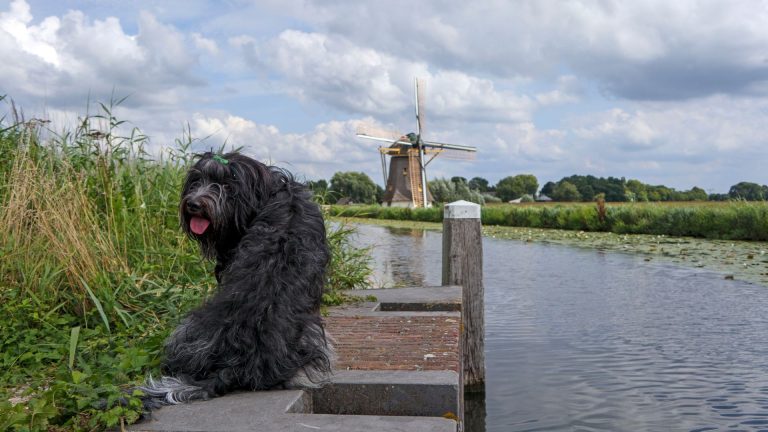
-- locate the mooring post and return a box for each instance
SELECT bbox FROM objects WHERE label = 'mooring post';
[442,200,485,391]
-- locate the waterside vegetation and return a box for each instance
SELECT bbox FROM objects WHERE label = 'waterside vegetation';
[329,201,768,242]
[0,99,372,431]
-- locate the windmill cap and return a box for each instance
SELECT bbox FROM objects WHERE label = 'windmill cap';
[444,200,481,219]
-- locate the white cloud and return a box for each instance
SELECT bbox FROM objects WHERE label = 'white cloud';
[189,112,384,179]
[234,30,534,124]
[535,75,583,106]
[271,0,768,101]
[571,96,768,157]
[491,122,566,162]
[192,32,218,55]
[0,0,205,108]
[573,108,659,151]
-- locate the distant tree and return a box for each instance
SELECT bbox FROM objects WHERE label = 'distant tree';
[625,179,649,202]
[329,171,380,204]
[545,174,718,202]
[551,181,582,202]
[307,179,328,194]
[540,181,556,197]
[603,177,628,202]
[429,178,485,205]
[646,185,673,201]
[468,177,489,192]
[451,176,467,185]
[685,186,708,201]
[558,174,626,201]
[708,193,730,201]
[729,182,766,201]
[580,185,596,202]
[496,174,539,202]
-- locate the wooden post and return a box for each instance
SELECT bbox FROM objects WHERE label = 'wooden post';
[442,200,485,391]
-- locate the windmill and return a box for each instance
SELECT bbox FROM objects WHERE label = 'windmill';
[356,78,477,208]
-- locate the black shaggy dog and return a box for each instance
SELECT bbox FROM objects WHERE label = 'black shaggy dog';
[140,151,332,409]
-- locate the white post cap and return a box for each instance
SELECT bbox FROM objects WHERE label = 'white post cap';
[444,200,481,219]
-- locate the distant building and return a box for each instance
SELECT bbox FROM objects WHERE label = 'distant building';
[536,194,553,202]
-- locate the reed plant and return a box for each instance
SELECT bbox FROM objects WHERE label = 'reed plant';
[0,99,372,431]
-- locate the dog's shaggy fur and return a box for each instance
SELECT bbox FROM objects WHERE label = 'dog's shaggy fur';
[139,151,332,409]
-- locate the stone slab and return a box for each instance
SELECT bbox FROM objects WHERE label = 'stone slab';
[310,371,459,418]
[334,286,462,316]
[126,371,458,432]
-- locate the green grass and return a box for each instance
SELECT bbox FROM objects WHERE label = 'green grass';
[0,98,372,431]
[329,200,768,241]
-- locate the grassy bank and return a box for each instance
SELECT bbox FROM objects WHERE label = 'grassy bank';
[329,200,768,241]
[0,102,371,431]
[334,216,768,288]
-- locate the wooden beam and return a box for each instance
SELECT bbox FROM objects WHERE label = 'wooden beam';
[442,201,485,392]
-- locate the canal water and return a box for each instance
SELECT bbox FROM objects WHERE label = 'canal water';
[348,223,768,432]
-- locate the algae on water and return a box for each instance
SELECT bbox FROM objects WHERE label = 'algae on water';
[335,217,768,288]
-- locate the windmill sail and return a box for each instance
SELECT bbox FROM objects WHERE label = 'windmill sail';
[355,79,477,208]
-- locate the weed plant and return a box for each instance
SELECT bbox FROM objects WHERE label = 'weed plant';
[0,98,372,431]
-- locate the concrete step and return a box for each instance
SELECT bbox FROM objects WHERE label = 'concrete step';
[127,371,458,432]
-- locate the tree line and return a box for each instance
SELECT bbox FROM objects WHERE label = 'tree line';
[309,171,768,204]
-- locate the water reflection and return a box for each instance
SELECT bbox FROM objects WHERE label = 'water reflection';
[349,224,442,288]
[348,223,768,432]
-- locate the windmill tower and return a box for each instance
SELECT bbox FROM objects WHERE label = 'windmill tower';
[357,79,477,208]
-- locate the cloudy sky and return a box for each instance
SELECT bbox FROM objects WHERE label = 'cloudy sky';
[2,0,768,192]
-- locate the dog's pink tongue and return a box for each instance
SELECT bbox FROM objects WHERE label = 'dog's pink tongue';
[190,217,210,235]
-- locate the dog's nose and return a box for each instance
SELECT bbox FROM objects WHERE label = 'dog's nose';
[187,201,202,213]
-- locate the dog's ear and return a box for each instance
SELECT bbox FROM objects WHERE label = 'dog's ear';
[226,153,271,205]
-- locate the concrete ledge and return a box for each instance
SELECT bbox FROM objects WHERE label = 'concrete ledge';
[330,286,461,317]
[126,390,305,431]
[345,286,461,305]
[377,302,461,312]
[127,371,458,432]
[306,370,459,417]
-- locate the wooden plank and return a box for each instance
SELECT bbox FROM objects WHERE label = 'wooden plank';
[442,201,485,391]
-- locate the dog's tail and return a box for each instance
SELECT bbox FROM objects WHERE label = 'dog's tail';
[136,375,211,411]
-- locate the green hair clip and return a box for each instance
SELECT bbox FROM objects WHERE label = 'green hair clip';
[213,154,229,165]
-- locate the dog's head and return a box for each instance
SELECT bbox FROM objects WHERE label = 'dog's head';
[180,152,272,256]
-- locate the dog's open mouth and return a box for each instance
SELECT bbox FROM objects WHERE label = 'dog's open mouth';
[190,216,211,235]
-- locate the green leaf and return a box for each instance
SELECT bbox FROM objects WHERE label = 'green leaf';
[0,401,29,429]
[71,370,88,384]
[81,278,110,333]
[69,326,80,369]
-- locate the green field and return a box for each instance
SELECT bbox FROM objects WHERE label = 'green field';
[0,106,371,431]
[329,200,768,241]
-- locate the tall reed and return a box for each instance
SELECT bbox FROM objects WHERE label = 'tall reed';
[0,99,374,431]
